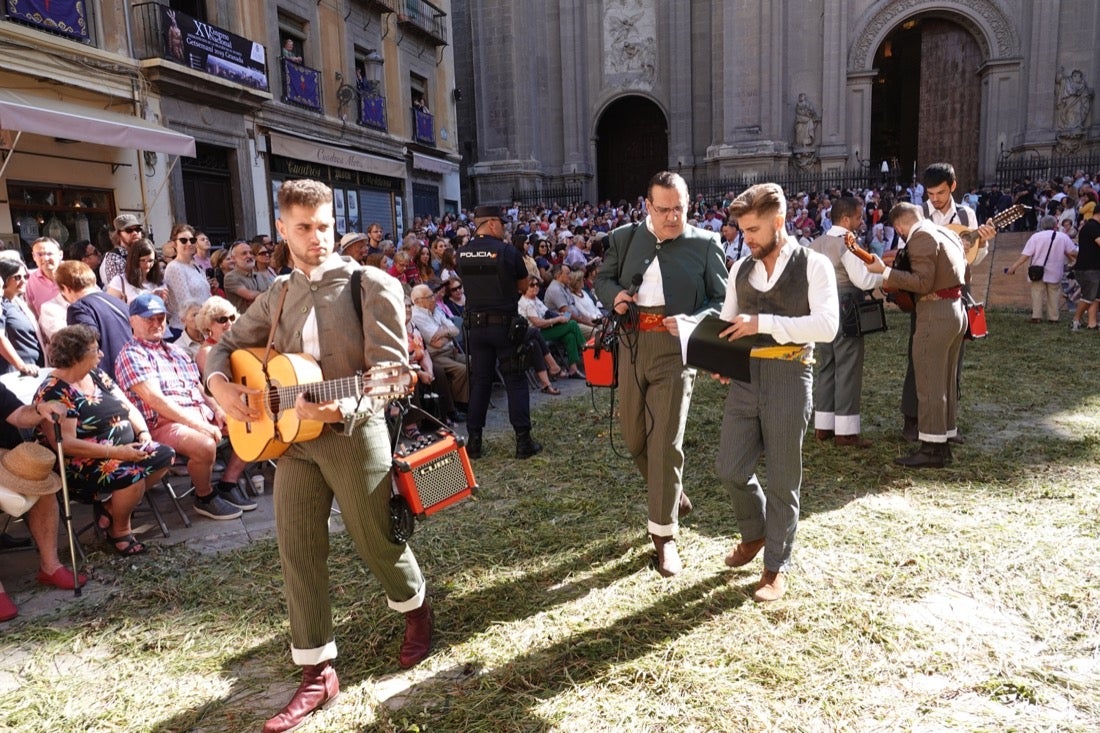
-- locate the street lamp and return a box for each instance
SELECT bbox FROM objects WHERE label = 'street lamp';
[362,49,384,95]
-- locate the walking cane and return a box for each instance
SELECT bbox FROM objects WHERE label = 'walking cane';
[51,415,82,598]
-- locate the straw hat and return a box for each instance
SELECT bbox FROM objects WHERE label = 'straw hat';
[0,442,62,496]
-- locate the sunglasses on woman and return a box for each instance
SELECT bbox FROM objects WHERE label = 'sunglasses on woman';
[177,236,198,244]
[212,314,237,324]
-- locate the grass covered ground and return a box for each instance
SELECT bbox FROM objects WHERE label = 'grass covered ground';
[2,309,1098,732]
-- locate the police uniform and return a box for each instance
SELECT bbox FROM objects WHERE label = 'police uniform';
[456,206,540,459]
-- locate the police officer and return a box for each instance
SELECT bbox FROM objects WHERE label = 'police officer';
[456,205,542,459]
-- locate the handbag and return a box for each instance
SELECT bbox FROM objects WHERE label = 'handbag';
[1027,232,1056,282]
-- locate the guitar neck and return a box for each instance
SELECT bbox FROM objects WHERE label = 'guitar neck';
[275,375,363,406]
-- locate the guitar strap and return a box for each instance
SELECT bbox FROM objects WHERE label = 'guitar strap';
[261,282,291,372]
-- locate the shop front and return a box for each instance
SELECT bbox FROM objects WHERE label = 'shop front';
[0,88,195,257]
[267,132,405,240]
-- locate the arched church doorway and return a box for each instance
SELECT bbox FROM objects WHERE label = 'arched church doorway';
[870,17,983,192]
[596,96,668,204]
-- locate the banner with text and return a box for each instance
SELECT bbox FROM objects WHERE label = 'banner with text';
[159,6,268,91]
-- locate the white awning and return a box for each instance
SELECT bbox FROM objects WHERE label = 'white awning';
[268,131,405,180]
[412,152,459,175]
[0,90,196,157]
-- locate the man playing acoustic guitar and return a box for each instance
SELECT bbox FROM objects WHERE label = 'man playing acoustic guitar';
[206,179,432,733]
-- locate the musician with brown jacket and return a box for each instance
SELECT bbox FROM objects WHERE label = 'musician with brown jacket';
[205,179,432,733]
[865,203,967,468]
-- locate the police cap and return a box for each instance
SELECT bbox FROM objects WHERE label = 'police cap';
[473,205,505,220]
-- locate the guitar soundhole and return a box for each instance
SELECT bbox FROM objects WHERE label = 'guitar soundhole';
[266,388,281,416]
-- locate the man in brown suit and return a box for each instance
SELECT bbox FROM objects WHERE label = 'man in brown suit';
[865,202,966,468]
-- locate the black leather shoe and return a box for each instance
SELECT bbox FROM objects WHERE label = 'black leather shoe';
[515,431,543,459]
[466,432,483,460]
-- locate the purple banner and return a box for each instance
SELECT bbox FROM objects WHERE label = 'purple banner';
[282,58,322,112]
[360,94,387,131]
[414,108,435,145]
[160,7,268,91]
[6,0,88,41]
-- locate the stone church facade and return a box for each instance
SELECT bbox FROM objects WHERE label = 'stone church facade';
[451,0,1099,204]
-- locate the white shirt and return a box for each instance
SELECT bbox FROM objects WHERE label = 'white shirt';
[823,226,884,290]
[632,216,672,307]
[720,238,839,346]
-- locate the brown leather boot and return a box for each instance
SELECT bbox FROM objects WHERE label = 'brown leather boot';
[724,537,766,567]
[678,492,693,519]
[834,434,872,448]
[814,428,834,442]
[262,661,340,733]
[894,441,948,468]
[649,533,682,577]
[398,600,434,669]
[753,569,786,602]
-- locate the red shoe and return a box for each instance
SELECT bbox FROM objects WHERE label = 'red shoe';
[37,566,87,590]
[0,592,17,622]
[398,600,434,669]
[262,661,340,733]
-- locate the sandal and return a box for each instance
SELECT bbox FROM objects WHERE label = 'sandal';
[540,385,561,395]
[548,368,563,380]
[107,533,147,557]
[92,501,113,534]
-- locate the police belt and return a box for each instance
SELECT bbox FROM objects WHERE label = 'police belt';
[467,311,511,328]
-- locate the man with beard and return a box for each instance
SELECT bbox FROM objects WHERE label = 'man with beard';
[595,171,727,577]
[701,183,837,602]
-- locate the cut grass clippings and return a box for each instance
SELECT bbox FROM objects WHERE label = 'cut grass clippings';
[2,308,1099,732]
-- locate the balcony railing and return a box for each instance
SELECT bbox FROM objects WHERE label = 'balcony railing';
[395,0,448,46]
[282,58,323,112]
[360,90,388,131]
[413,108,435,145]
[131,3,269,92]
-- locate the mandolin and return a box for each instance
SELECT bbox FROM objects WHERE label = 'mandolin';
[944,203,1029,263]
[227,348,415,461]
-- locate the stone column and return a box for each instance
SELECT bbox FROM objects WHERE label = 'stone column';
[1022,0,1059,146]
[819,0,849,167]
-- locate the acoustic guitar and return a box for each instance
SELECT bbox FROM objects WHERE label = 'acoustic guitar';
[227,348,415,461]
[945,203,1029,263]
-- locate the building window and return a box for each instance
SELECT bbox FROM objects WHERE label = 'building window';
[169,0,206,22]
[7,183,117,257]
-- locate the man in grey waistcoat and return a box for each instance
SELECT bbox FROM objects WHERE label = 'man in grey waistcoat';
[809,196,883,447]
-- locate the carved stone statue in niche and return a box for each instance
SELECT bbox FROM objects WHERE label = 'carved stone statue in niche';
[1055,67,1094,154]
[793,93,820,148]
[792,93,820,170]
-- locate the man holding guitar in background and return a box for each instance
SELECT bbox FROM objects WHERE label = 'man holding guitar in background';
[896,163,996,443]
[206,179,432,733]
[865,203,968,468]
[809,196,883,448]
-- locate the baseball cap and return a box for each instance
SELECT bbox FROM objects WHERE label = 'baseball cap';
[129,293,167,318]
[113,214,143,232]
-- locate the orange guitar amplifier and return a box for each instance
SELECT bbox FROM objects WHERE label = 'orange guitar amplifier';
[392,429,477,519]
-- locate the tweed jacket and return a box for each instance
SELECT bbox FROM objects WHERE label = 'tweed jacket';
[594,220,727,317]
[885,221,966,297]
